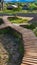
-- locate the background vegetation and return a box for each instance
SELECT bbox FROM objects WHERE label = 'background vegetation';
[0,2,37,14]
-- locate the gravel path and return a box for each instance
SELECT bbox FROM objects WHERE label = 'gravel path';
[0,33,22,65]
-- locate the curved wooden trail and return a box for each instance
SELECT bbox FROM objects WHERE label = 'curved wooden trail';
[0,16,37,65]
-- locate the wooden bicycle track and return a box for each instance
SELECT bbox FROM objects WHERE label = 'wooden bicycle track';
[0,16,37,65]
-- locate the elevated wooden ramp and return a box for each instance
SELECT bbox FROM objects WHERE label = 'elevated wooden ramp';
[0,16,37,65]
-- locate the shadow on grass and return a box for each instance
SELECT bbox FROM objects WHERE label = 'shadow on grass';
[0,18,4,25]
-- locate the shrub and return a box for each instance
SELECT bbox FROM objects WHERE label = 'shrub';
[33,27,37,36]
[22,23,35,30]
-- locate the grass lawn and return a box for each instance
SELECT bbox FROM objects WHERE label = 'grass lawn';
[2,9,37,14]
[8,17,29,24]
[20,10,37,13]
[3,9,19,14]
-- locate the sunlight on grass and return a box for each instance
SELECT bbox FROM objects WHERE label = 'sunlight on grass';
[8,17,29,24]
[2,9,37,14]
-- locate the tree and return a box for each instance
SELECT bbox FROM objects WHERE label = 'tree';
[1,0,4,10]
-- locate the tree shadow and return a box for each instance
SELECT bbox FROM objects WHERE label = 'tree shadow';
[0,18,4,25]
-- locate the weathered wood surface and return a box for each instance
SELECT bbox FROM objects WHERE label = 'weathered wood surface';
[0,16,37,65]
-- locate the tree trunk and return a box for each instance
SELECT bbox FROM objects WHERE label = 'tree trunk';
[1,2,4,10]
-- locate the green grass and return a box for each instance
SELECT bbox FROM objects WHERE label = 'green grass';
[3,9,19,14]
[2,2,37,14]
[33,27,37,36]
[21,10,37,13]
[21,22,37,36]
[8,17,28,24]
[2,9,37,14]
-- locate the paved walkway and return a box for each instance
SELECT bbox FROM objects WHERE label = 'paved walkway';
[0,13,37,17]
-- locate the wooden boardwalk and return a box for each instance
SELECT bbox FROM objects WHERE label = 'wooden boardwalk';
[0,16,37,65]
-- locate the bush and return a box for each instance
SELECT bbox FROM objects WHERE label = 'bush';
[33,27,37,36]
[22,23,35,30]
